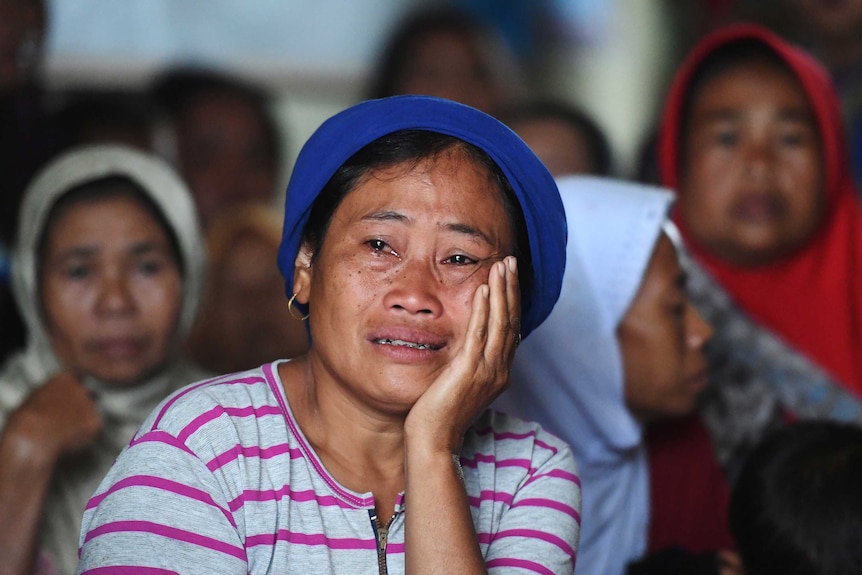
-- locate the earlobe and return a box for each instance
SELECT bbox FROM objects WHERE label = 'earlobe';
[292,242,314,305]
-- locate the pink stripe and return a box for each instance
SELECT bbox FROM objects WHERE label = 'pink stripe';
[461,453,533,470]
[486,557,558,575]
[246,529,377,551]
[472,425,559,455]
[177,404,282,443]
[511,498,581,524]
[228,486,355,512]
[524,468,581,488]
[128,430,196,456]
[473,425,536,440]
[480,528,575,558]
[468,490,515,507]
[152,373,266,428]
[533,438,559,455]
[86,475,236,528]
[206,443,293,471]
[83,520,246,560]
[80,567,178,575]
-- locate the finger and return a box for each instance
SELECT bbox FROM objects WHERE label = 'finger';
[484,259,510,362]
[505,256,521,353]
[462,281,491,365]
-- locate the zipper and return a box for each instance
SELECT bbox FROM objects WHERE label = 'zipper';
[369,509,397,575]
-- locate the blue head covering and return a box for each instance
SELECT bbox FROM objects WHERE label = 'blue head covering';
[277,95,566,338]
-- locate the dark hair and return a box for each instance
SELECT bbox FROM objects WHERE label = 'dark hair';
[729,421,862,575]
[38,175,183,277]
[149,67,282,169]
[679,39,805,169]
[301,129,532,298]
[365,6,493,100]
[501,99,614,176]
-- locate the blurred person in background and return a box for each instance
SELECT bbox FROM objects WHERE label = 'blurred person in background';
[186,202,309,374]
[149,67,283,229]
[646,24,862,565]
[496,176,723,575]
[0,145,206,575]
[0,0,58,364]
[365,5,522,116]
[501,99,615,177]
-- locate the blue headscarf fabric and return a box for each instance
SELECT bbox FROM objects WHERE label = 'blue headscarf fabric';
[277,95,566,338]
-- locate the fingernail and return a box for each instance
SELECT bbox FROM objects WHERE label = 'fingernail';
[481,284,490,298]
[497,261,506,277]
[507,256,517,274]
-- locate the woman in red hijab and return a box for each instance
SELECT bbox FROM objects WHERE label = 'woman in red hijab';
[645,22,862,562]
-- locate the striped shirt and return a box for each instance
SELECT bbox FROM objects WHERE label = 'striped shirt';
[77,361,581,575]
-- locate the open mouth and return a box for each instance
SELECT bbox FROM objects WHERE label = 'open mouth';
[374,338,442,351]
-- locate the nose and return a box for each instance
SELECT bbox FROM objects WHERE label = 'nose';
[382,258,444,316]
[743,137,777,184]
[95,271,136,316]
[685,301,713,351]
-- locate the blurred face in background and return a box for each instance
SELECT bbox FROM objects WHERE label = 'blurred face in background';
[510,116,597,177]
[40,191,182,386]
[619,233,712,423]
[396,29,501,115]
[679,58,824,267]
[175,92,277,228]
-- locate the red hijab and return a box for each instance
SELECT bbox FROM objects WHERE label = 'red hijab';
[658,23,862,394]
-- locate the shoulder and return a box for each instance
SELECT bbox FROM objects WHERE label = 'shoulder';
[463,409,579,482]
[134,363,287,449]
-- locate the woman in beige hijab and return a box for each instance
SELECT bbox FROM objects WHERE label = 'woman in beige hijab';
[0,144,206,575]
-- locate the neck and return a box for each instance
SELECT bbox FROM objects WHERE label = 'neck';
[279,358,407,501]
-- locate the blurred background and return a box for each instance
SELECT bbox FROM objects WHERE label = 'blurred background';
[39,0,790,186]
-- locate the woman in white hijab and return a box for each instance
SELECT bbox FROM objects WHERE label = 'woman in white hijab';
[0,145,206,575]
[495,176,713,575]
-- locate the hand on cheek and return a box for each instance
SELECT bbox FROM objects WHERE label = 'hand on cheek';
[405,256,520,454]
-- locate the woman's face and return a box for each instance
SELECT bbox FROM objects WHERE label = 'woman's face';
[41,193,182,386]
[680,58,824,267]
[619,234,712,423]
[293,149,514,414]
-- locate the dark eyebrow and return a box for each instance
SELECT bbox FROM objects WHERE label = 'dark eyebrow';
[51,246,98,262]
[129,241,172,257]
[362,210,410,224]
[777,108,815,124]
[444,222,494,246]
[51,240,171,263]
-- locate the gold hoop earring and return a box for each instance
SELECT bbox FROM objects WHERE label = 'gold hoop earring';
[287,293,309,321]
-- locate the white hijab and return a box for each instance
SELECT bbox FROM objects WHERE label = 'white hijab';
[0,144,207,575]
[496,175,674,575]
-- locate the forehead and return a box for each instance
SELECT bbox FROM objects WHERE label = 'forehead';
[335,150,511,232]
[689,56,810,113]
[44,193,167,248]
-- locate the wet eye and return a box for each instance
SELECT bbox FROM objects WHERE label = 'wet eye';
[365,239,398,257]
[443,254,477,266]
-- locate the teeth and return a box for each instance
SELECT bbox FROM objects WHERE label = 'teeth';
[377,338,434,350]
